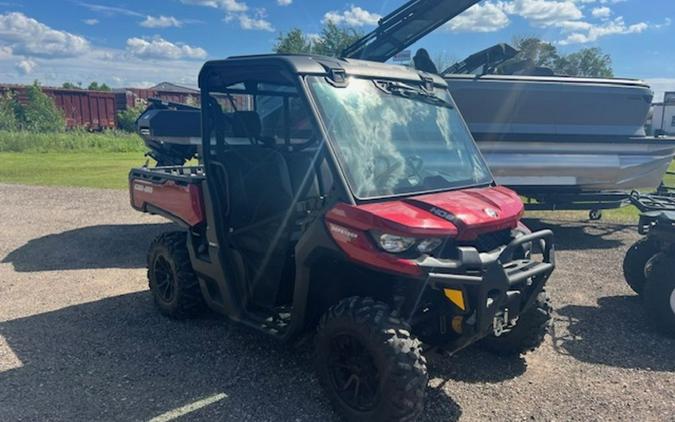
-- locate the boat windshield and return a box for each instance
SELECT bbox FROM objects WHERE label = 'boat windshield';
[307,76,493,199]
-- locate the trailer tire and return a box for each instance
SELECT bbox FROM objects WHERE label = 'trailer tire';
[623,238,660,294]
[315,297,428,422]
[147,231,205,319]
[480,290,552,356]
[643,253,675,337]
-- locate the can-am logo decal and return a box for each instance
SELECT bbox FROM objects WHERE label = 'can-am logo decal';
[428,207,456,222]
[484,208,499,218]
[134,183,153,193]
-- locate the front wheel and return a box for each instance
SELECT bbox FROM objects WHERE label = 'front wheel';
[314,297,428,422]
[643,253,675,337]
[480,290,552,356]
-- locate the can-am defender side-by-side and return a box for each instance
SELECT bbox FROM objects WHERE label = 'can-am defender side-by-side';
[129,55,555,421]
[623,192,675,337]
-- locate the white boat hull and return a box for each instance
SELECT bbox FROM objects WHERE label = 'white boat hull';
[478,138,675,192]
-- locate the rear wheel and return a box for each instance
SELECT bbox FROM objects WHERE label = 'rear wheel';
[480,290,552,356]
[643,253,675,337]
[623,238,660,294]
[315,297,428,422]
[147,231,205,318]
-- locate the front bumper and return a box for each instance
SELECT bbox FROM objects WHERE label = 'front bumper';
[417,229,555,348]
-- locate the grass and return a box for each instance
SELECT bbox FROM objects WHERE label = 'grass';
[0,130,148,189]
[0,152,147,190]
[0,130,145,153]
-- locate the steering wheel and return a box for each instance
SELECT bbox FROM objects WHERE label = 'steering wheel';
[405,155,425,179]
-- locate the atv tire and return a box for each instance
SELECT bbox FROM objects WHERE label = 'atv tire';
[643,253,675,337]
[480,290,552,356]
[315,297,428,422]
[147,231,205,319]
[623,238,660,294]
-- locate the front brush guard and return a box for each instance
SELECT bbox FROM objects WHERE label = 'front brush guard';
[418,229,555,348]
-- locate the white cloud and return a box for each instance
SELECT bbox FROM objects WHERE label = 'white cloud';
[559,16,648,44]
[0,46,13,60]
[126,37,207,60]
[444,1,655,45]
[446,1,510,33]
[655,17,672,29]
[83,18,99,26]
[277,0,292,5]
[591,6,611,19]
[237,14,274,31]
[182,0,269,31]
[0,12,90,58]
[502,0,583,27]
[140,16,183,28]
[16,59,36,75]
[77,2,142,17]
[323,6,381,27]
[180,0,247,13]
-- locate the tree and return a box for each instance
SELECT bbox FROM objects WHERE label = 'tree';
[62,82,81,89]
[313,21,363,57]
[555,48,614,78]
[274,21,364,57]
[15,82,65,132]
[512,37,559,68]
[0,92,18,131]
[274,28,313,54]
[117,104,146,132]
[88,81,111,91]
[507,37,613,78]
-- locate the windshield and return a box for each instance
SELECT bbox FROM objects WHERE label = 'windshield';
[307,76,493,199]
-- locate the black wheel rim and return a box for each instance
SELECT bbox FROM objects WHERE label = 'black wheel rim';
[153,256,175,303]
[327,333,380,411]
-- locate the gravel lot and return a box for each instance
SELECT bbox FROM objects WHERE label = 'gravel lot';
[0,183,673,421]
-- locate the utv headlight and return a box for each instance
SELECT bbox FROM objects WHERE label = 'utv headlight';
[377,233,416,253]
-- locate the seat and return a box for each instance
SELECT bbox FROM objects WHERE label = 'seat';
[217,113,295,309]
[227,110,276,146]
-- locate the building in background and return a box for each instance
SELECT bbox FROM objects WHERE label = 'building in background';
[650,92,675,136]
[114,82,201,112]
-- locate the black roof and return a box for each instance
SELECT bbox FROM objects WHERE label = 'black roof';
[198,54,447,89]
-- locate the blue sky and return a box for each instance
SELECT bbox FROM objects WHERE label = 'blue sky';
[0,0,673,99]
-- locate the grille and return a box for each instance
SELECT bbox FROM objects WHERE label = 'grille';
[437,229,513,259]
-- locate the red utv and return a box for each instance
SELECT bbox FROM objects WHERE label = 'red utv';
[129,55,555,421]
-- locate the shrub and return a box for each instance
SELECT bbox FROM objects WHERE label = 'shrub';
[0,92,18,131]
[15,82,65,132]
[117,104,146,132]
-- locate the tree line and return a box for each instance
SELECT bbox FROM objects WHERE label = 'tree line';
[62,81,112,91]
[274,24,613,78]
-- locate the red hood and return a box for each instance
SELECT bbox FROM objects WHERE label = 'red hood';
[326,186,523,240]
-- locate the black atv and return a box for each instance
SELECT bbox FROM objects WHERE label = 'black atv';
[623,191,675,336]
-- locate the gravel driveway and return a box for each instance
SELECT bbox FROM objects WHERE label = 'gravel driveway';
[0,183,673,421]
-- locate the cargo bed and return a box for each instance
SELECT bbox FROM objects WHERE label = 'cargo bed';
[129,166,206,227]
